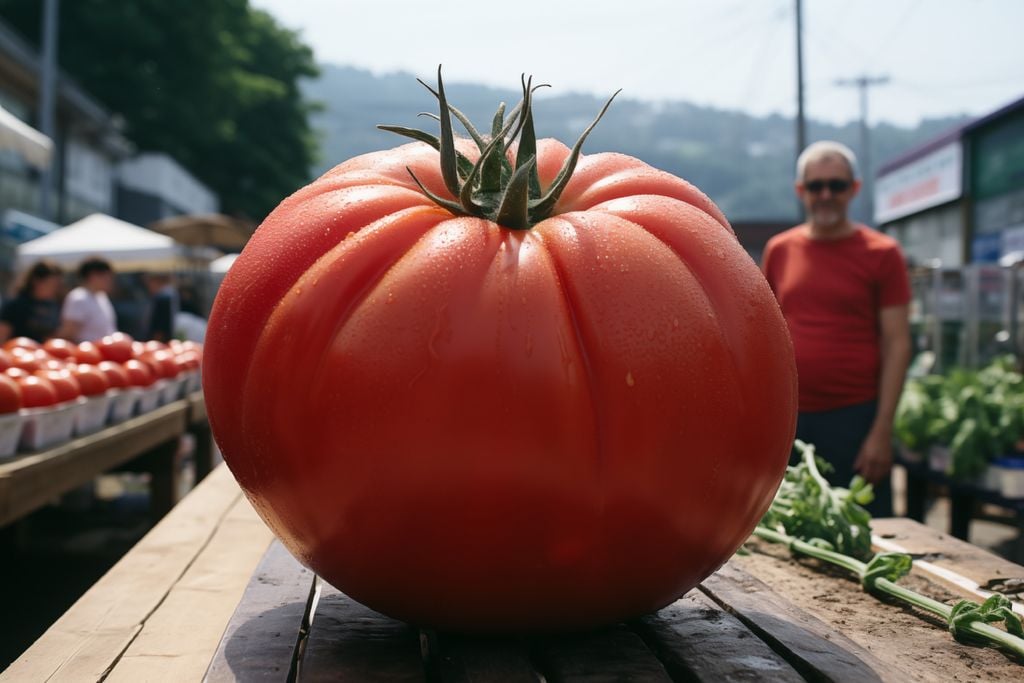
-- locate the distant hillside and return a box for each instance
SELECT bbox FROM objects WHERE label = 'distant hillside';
[304,65,968,223]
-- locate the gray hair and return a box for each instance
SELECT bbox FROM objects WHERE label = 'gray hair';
[795,141,859,182]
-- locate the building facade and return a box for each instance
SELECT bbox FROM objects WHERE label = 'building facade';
[875,95,1024,268]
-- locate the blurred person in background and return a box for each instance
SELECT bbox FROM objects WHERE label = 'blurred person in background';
[61,257,117,343]
[762,141,912,517]
[174,283,207,342]
[143,272,179,342]
[0,259,66,343]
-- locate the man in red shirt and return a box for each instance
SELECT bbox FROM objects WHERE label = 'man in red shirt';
[762,141,912,516]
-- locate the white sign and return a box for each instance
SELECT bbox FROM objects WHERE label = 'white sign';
[874,141,962,224]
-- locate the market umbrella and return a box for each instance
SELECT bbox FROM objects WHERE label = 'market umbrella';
[148,214,255,252]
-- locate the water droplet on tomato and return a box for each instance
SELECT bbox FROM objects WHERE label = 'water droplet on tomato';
[625,371,635,387]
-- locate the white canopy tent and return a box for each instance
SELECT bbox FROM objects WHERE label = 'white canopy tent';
[16,213,203,272]
[0,104,53,170]
[209,252,239,275]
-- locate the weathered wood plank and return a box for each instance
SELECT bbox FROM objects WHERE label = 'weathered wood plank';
[204,540,316,682]
[635,589,805,682]
[534,627,673,683]
[299,584,426,682]
[429,632,540,683]
[104,494,274,682]
[873,516,1024,607]
[701,562,911,683]
[0,400,188,527]
[0,464,244,682]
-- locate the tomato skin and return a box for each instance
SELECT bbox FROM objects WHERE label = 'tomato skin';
[204,139,798,630]
[14,374,59,408]
[70,364,111,396]
[42,338,76,360]
[139,349,179,379]
[96,361,131,389]
[123,359,156,387]
[0,373,22,413]
[97,333,135,363]
[35,369,82,403]
[73,341,104,365]
[3,337,40,353]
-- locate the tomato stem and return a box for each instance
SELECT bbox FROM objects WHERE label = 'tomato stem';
[379,66,619,229]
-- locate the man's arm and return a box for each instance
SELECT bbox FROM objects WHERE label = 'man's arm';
[854,304,912,484]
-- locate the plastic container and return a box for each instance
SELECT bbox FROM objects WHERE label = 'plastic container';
[74,393,112,436]
[20,401,78,451]
[993,456,1024,499]
[973,464,1002,492]
[0,410,25,458]
[928,444,951,474]
[107,389,138,424]
[183,370,202,396]
[136,384,162,414]
[159,377,186,405]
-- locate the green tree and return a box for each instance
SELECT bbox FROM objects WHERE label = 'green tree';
[0,0,319,220]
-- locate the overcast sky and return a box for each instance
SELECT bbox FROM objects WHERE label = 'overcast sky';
[250,0,1024,128]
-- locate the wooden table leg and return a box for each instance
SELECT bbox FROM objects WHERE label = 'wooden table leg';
[949,490,974,541]
[191,423,214,483]
[136,438,182,521]
[904,468,927,522]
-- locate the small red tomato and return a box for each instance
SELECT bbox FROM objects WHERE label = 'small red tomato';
[3,336,40,353]
[42,338,76,360]
[123,359,156,387]
[10,348,44,373]
[15,374,59,408]
[73,341,104,365]
[70,364,111,397]
[142,340,168,353]
[96,361,131,390]
[35,369,82,403]
[96,332,135,363]
[140,349,179,379]
[0,373,23,413]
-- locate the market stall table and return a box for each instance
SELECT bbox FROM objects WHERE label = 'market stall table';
[0,393,208,528]
[4,464,1024,682]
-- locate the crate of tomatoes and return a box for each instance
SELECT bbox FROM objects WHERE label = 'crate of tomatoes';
[0,333,202,455]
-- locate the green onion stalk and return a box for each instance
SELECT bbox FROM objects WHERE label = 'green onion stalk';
[753,441,1024,660]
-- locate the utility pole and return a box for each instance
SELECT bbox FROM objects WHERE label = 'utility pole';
[794,0,806,167]
[834,74,889,225]
[38,0,59,221]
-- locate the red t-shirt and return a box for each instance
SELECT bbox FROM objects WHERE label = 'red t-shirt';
[762,224,911,412]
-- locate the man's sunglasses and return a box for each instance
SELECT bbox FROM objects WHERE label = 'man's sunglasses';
[804,179,852,194]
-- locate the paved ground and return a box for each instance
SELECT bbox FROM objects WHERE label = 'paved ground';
[0,462,1021,670]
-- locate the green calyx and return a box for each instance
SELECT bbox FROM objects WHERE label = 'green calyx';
[378,67,620,230]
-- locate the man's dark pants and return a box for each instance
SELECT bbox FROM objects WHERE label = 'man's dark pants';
[793,400,894,518]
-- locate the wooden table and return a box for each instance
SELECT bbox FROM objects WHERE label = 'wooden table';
[5,465,1024,682]
[0,392,210,528]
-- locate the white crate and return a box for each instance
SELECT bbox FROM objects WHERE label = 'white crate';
[20,401,78,451]
[184,370,201,395]
[994,457,1024,499]
[158,377,186,405]
[0,410,25,458]
[107,389,138,424]
[136,384,162,414]
[74,393,112,436]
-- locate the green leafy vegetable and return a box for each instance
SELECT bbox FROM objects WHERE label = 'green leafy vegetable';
[753,442,1024,661]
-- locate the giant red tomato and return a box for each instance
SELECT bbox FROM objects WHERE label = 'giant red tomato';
[204,74,797,631]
